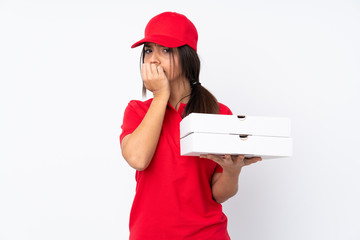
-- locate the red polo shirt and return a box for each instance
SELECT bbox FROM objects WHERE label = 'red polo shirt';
[120,99,233,240]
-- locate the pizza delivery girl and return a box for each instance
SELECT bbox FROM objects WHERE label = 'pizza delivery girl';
[120,11,262,240]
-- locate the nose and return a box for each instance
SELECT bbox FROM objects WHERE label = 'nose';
[149,51,160,65]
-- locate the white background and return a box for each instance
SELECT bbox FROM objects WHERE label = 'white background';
[1,0,359,239]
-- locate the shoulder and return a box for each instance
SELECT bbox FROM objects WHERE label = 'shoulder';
[122,98,154,119]
[125,98,153,112]
[127,98,153,108]
[218,102,233,115]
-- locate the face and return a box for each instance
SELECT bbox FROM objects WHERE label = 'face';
[143,42,183,81]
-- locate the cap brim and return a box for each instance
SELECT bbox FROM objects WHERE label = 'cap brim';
[131,35,187,49]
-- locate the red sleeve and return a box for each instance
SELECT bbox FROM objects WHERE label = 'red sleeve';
[218,102,233,115]
[214,102,233,173]
[119,100,148,145]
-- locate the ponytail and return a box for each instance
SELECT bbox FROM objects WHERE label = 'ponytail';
[178,45,219,117]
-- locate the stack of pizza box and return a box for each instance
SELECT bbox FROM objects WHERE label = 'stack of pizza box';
[180,113,293,159]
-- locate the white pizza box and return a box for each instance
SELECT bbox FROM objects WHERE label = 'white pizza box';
[180,113,291,138]
[180,132,293,159]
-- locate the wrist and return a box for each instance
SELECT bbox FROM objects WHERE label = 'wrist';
[152,94,169,107]
[222,167,241,179]
[153,90,170,102]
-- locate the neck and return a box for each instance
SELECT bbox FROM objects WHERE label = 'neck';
[168,76,191,110]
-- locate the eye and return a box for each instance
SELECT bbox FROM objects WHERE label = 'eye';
[163,48,170,53]
[144,49,152,54]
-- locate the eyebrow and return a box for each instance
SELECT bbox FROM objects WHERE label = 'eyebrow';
[144,43,164,48]
[144,43,158,48]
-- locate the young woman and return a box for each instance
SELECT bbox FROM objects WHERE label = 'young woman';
[120,12,262,240]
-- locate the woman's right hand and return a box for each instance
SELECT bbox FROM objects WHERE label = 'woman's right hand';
[141,63,170,100]
[122,63,170,171]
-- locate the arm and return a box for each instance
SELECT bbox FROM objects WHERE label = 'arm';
[201,154,262,203]
[121,63,170,171]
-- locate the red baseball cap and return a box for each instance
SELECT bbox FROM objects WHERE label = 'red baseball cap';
[131,12,198,51]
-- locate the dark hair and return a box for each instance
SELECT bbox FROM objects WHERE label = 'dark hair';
[177,45,219,117]
[140,45,219,118]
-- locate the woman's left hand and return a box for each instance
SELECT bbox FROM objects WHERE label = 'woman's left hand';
[200,154,262,176]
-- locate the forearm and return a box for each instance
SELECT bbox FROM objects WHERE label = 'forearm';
[212,170,241,203]
[121,96,168,170]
